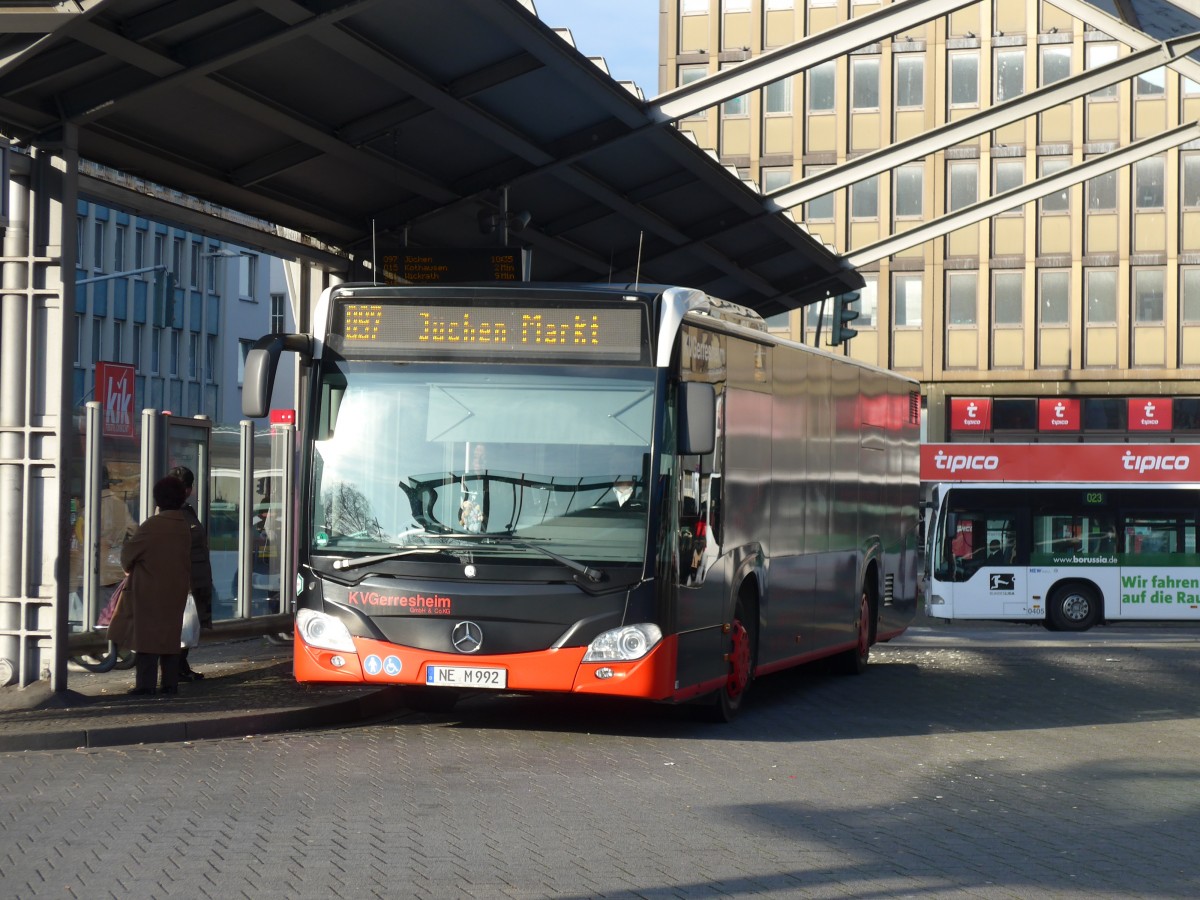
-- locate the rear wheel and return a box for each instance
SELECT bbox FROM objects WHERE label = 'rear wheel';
[833,589,872,675]
[1047,583,1101,632]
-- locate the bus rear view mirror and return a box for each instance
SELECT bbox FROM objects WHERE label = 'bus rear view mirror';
[241,333,314,418]
[679,382,715,456]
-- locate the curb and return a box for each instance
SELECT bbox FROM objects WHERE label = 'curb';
[0,687,409,753]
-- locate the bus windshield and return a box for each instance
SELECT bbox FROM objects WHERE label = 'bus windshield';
[310,359,656,567]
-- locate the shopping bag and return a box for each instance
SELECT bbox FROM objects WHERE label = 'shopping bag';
[180,593,201,649]
[97,577,128,628]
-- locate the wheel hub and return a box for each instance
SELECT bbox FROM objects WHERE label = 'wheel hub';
[727,620,751,698]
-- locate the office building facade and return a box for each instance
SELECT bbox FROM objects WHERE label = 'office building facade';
[661,0,1200,442]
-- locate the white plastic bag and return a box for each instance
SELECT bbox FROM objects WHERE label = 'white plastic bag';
[180,593,201,649]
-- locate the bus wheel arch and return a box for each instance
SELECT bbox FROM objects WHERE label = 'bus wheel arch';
[1046,580,1103,632]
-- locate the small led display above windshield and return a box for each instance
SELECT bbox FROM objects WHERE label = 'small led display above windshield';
[330,301,647,362]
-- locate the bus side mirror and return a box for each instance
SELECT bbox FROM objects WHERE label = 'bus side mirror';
[679,382,715,456]
[242,333,314,418]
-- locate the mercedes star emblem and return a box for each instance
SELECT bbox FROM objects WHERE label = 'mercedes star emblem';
[451,620,483,654]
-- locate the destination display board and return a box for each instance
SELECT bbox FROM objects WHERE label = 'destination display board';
[329,300,647,362]
[381,249,521,284]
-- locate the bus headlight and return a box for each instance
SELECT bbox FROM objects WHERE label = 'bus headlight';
[296,608,357,652]
[582,624,662,662]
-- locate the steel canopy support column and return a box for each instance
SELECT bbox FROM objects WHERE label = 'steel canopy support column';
[0,153,30,687]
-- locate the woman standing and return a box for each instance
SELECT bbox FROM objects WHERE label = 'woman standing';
[108,475,192,696]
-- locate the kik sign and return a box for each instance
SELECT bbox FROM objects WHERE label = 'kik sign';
[95,362,136,439]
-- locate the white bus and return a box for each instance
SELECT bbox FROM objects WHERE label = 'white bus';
[923,443,1200,631]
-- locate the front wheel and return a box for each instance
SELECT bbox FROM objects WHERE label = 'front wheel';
[1047,583,1101,632]
[698,592,757,723]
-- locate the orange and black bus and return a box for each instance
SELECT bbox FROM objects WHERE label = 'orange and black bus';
[243,283,920,719]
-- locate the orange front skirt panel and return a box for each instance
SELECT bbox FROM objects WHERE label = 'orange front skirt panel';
[294,632,679,701]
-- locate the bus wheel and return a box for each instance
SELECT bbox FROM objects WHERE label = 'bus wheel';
[400,686,461,713]
[1047,583,1101,632]
[834,589,872,675]
[698,593,757,723]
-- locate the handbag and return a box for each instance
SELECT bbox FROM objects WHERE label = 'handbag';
[180,593,201,649]
[97,576,128,628]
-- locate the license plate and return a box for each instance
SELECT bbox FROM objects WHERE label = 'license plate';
[425,665,507,689]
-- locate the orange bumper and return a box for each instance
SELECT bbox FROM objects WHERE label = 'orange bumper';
[293,632,678,700]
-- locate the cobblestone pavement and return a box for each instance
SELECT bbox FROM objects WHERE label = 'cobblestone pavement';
[2,623,1198,899]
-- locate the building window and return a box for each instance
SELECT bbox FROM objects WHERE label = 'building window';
[765,0,793,8]
[1039,270,1070,325]
[681,0,707,13]
[114,225,126,272]
[1083,397,1123,430]
[113,322,124,363]
[947,272,977,325]
[238,255,255,298]
[91,319,102,364]
[678,65,707,119]
[1135,156,1165,209]
[1040,158,1070,213]
[74,314,83,366]
[764,77,792,115]
[1040,46,1071,86]
[948,161,978,212]
[722,0,750,11]
[169,330,180,377]
[995,49,1025,102]
[1184,153,1200,208]
[761,167,792,193]
[151,326,161,374]
[1086,43,1118,99]
[1086,269,1117,324]
[895,55,923,108]
[949,52,979,107]
[894,275,923,327]
[1087,169,1116,211]
[1137,66,1166,96]
[93,221,104,270]
[1183,268,1200,322]
[857,275,877,327]
[238,339,254,385]
[1134,269,1165,323]
[805,166,834,221]
[206,334,217,382]
[132,324,143,369]
[76,218,85,269]
[993,399,1037,431]
[188,332,200,379]
[153,233,165,267]
[134,230,146,271]
[807,61,835,112]
[720,63,748,117]
[851,57,880,110]
[995,159,1024,197]
[189,242,201,288]
[172,237,183,277]
[894,164,923,218]
[994,272,1023,325]
[270,292,286,333]
[851,176,878,219]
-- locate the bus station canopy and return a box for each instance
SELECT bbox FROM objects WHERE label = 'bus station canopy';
[0,0,860,317]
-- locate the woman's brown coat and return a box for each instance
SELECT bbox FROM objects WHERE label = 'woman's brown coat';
[108,510,192,654]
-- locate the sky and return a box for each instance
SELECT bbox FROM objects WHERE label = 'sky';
[532,0,660,96]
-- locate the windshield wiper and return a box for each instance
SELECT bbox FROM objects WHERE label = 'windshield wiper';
[331,547,444,571]
[453,534,606,583]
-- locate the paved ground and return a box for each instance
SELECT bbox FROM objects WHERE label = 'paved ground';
[2,622,1198,898]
